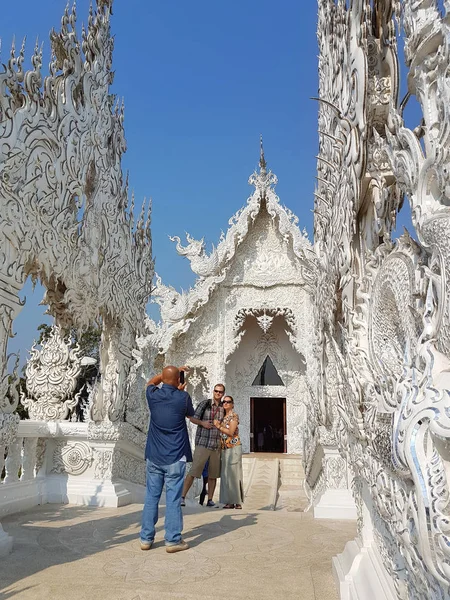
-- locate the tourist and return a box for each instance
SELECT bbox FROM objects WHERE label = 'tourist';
[181,384,226,507]
[140,366,194,554]
[214,395,244,509]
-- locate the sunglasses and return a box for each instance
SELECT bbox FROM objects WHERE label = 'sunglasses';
[214,389,224,394]
[223,400,233,404]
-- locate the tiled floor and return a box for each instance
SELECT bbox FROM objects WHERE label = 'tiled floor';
[0,502,356,600]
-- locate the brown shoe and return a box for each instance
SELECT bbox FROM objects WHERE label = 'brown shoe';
[140,540,153,550]
[166,539,189,553]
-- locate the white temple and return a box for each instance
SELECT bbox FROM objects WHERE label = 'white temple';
[2,1,450,598]
[149,141,317,455]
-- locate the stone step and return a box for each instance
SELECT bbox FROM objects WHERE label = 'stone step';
[281,477,305,487]
[278,484,307,493]
[244,457,279,511]
[275,491,310,512]
[280,470,304,478]
[280,463,303,471]
[276,457,309,512]
[280,463,305,473]
[241,455,308,513]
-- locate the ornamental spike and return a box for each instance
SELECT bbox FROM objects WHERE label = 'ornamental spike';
[259,134,267,174]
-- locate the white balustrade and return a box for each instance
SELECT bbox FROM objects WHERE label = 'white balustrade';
[1,436,40,485]
[21,438,38,482]
[4,437,23,483]
[0,419,102,519]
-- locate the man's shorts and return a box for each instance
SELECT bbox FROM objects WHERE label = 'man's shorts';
[189,446,221,479]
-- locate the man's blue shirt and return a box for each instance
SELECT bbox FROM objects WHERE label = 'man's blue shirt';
[145,383,195,465]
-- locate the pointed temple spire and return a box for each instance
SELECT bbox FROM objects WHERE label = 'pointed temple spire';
[248,134,278,197]
[259,134,267,174]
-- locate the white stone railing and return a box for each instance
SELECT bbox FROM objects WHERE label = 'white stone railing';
[0,420,76,518]
[1,436,38,484]
[0,418,147,522]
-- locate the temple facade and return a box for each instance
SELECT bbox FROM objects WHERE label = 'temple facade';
[149,145,318,454]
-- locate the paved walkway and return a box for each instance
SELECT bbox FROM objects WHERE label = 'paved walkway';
[0,502,355,600]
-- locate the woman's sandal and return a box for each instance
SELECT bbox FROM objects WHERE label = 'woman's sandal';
[223,504,234,509]
[234,504,242,509]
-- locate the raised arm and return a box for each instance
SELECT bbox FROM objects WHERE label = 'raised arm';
[147,373,162,387]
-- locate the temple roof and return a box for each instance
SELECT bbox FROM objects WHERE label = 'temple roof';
[150,141,317,352]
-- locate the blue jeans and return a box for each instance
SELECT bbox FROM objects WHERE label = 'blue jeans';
[140,459,186,546]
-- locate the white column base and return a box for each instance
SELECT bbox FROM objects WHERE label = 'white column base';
[0,479,47,519]
[0,524,13,557]
[314,488,357,520]
[45,474,145,507]
[333,537,397,600]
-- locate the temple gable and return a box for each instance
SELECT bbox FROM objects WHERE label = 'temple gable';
[226,209,305,288]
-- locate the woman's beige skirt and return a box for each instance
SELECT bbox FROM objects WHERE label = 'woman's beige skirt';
[219,445,244,505]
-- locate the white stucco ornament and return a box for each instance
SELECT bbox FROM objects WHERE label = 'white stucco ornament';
[0,0,154,543]
[0,0,154,428]
[311,1,450,598]
[21,327,83,421]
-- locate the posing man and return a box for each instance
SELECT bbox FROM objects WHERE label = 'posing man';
[140,366,194,553]
[181,383,225,507]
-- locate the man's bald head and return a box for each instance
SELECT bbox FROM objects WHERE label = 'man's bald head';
[162,366,180,386]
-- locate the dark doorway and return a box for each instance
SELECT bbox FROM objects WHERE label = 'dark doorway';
[250,397,286,453]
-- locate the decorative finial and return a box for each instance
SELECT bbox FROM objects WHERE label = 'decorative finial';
[248,134,277,193]
[259,134,267,173]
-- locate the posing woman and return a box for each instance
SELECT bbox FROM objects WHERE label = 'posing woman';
[213,395,244,509]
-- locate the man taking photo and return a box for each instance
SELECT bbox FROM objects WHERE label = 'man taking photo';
[140,365,194,553]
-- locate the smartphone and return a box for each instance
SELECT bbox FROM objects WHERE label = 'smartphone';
[180,371,185,384]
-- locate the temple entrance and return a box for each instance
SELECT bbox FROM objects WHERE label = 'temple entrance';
[250,397,286,453]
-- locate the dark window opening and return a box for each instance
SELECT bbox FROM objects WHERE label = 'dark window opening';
[252,355,284,386]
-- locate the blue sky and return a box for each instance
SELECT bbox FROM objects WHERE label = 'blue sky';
[4,1,419,364]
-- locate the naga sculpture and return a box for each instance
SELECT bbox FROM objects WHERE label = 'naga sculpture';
[311,0,450,597]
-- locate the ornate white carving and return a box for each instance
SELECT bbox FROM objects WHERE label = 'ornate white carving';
[0,413,19,447]
[312,1,450,597]
[4,437,22,483]
[21,326,83,421]
[21,437,38,481]
[234,307,296,334]
[93,449,113,480]
[0,355,20,415]
[88,421,121,442]
[5,2,450,597]
[256,313,273,334]
[325,456,347,490]
[112,450,145,486]
[151,144,316,356]
[147,145,317,457]
[52,441,93,476]
[0,0,154,427]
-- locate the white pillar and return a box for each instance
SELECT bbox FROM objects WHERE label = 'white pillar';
[0,413,20,555]
[313,445,357,520]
